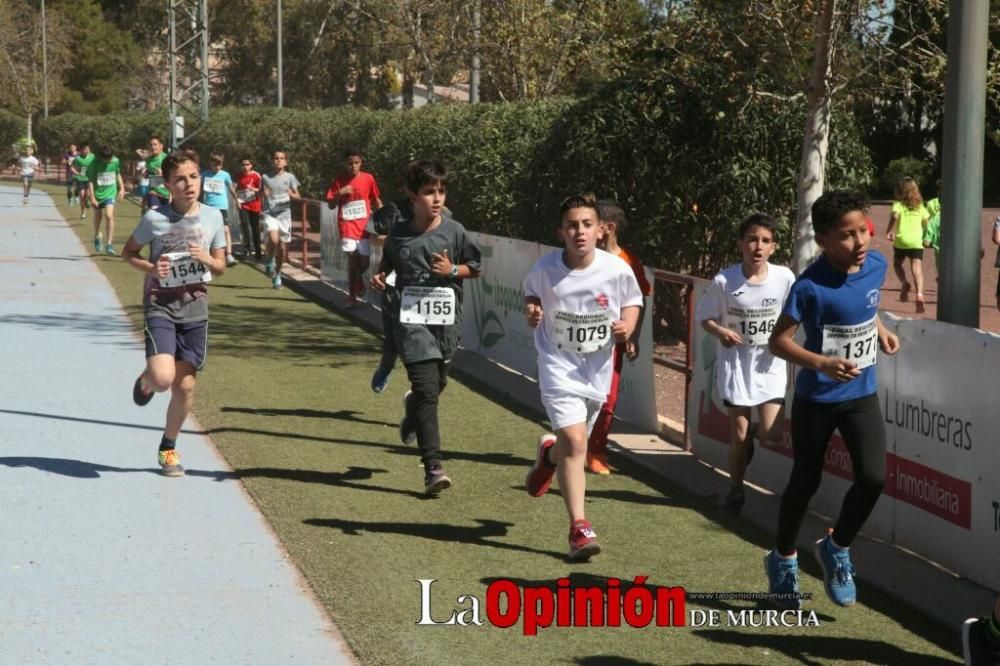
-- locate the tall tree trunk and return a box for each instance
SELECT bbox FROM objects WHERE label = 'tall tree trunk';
[793,0,837,275]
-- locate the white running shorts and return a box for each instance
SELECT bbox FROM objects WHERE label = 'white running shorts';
[263,214,292,243]
[340,237,371,256]
[542,394,602,434]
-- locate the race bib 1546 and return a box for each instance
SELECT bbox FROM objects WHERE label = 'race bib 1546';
[728,305,779,346]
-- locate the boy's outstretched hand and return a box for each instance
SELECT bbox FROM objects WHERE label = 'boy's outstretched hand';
[611,319,632,343]
[525,302,543,329]
[370,272,387,292]
[879,329,900,355]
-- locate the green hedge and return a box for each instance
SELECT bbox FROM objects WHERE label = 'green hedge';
[35,87,872,277]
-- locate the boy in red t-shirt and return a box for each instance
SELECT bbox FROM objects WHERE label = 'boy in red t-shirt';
[326,149,383,308]
[235,156,263,261]
[587,199,652,474]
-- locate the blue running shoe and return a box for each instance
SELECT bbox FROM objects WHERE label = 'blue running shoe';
[763,550,802,610]
[370,365,392,394]
[93,234,102,253]
[265,259,276,276]
[814,532,857,607]
[272,275,283,289]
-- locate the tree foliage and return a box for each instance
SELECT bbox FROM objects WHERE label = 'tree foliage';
[0,0,73,123]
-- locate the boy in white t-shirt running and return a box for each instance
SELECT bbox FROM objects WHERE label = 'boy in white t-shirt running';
[695,213,795,514]
[523,194,643,560]
[18,145,40,205]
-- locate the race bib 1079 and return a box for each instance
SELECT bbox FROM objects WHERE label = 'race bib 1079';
[552,310,613,354]
[821,316,878,369]
[400,286,455,325]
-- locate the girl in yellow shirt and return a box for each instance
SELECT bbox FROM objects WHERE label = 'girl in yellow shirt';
[886,177,930,313]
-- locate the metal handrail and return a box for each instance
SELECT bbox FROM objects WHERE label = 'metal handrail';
[651,269,709,448]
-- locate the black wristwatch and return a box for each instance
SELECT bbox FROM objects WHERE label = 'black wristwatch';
[449,264,459,278]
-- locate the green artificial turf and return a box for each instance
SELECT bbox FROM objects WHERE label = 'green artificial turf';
[37,182,963,665]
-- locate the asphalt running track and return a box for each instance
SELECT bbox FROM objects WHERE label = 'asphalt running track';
[0,184,353,664]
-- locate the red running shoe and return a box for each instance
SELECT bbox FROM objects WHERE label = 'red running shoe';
[525,434,556,497]
[567,519,601,561]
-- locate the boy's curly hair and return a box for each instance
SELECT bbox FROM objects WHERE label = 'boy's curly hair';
[811,190,868,235]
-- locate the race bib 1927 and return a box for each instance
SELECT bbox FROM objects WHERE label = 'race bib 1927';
[821,316,878,369]
[340,199,368,221]
[728,304,779,346]
[400,286,455,325]
[158,251,212,289]
[552,310,613,354]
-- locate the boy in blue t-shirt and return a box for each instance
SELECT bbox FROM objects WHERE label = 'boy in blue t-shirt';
[201,152,238,266]
[764,190,900,610]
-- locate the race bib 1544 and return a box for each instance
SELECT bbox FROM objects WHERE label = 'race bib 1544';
[158,251,212,289]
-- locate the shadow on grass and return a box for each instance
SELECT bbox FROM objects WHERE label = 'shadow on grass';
[691,629,957,666]
[0,456,427,498]
[222,405,395,427]
[594,448,962,659]
[27,255,91,261]
[304,516,567,560]
[540,487,686,508]
[575,660,660,666]
[0,312,136,336]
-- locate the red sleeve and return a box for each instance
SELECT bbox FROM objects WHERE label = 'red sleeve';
[618,247,652,296]
[631,255,652,296]
[326,176,343,203]
[369,173,381,201]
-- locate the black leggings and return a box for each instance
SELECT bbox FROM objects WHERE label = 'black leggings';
[405,359,450,469]
[776,393,886,554]
[239,209,261,259]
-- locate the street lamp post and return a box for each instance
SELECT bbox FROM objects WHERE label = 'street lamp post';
[277,0,283,107]
[41,0,48,118]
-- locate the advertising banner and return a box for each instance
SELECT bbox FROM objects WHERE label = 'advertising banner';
[688,281,999,590]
